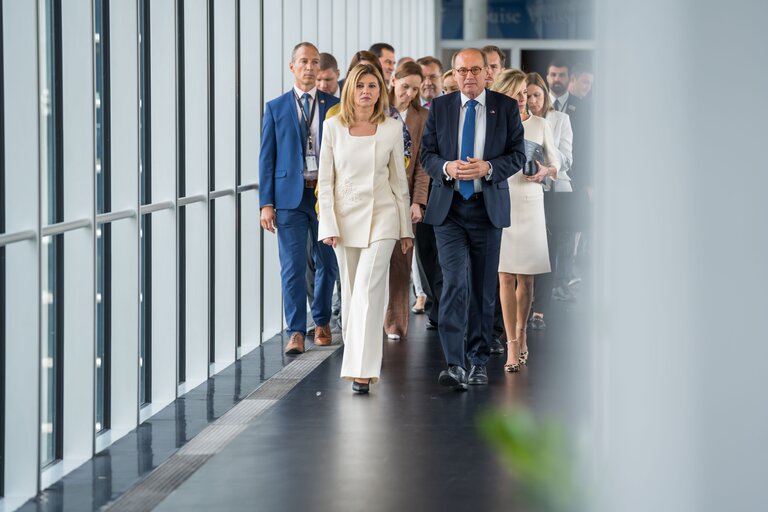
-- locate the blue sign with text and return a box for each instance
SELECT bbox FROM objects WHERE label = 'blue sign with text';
[442,0,593,40]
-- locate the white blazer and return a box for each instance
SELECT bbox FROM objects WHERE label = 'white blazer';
[544,110,573,191]
[317,116,413,248]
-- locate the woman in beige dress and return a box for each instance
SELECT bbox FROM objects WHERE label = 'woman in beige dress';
[383,61,430,339]
[491,69,560,372]
[318,64,414,393]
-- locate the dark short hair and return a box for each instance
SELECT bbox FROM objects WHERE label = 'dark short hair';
[416,56,444,73]
[369,42,395,57]
[319,52,338,71]
[481,45,506,67]
[547,59,570,74]
[570,62,592,77]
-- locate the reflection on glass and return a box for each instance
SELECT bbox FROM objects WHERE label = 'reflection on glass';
[94,0,110,433]
[139,214,151,405]
[96,224,110,431]
[139,0,152,403]
[40,235,61,466]
[40,0,62,468]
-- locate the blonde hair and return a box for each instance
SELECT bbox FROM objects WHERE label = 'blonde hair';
[339,63,389,127]
[490,68,527,97]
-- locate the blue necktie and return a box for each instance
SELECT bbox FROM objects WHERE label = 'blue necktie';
[300,93,311,150]
[459,99,478,199]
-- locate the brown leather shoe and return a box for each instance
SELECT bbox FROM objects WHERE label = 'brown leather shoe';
[285,332,305,354]
[314,324,332,346]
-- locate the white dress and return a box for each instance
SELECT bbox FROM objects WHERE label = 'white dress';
[498,115,561,275]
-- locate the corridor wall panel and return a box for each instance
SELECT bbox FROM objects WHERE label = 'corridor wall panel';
[145,0,178,410]
[109,0,139,214]
[301,0,319,47]
[331,0,346,63]
[59,0,95,466]
[238,0,262,351]
[2,1,40,501]
[182,0,210,387]
[213,0,237,367]
[0,0,439,500]
[149,0,177,204]
[260,0,284,340]
[107,0,140,436]
[316,0,332,59]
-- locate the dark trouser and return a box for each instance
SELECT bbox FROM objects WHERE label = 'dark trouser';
[532,226,575,314]
[415,221,443,325]
[433,194,502,368]
[275,188,338,335]
[306,232,342,326]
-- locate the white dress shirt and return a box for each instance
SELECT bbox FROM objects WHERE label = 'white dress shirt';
[550,91,569,112]
[293,86,320,177]
[443,89,492,193]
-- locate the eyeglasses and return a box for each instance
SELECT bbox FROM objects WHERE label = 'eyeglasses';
[454,66,486,76]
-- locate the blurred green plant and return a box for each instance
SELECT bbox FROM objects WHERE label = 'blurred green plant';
[478,406,579,512]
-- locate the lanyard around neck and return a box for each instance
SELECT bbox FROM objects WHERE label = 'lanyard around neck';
[294,91,317,130]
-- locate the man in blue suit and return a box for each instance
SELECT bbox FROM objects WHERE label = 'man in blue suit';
[421,48,526,389]
[260,42,340,354]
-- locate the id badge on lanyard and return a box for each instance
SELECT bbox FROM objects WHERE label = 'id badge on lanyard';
[305,136,318,171]
[297,92,318,171]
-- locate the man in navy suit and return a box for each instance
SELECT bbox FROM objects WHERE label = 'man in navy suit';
[421,48,526,389]
[260,42,340,355]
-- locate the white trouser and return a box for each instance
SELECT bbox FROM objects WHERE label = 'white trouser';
[411,249,425,297]
[336,239,396,383]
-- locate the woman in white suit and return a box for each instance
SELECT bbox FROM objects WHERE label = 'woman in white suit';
[318,63,414,394]
[491,69,560,373]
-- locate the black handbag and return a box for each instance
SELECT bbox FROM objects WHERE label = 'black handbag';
[523,140,545,176]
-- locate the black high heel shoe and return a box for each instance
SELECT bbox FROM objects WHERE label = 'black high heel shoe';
[352,379,370,394]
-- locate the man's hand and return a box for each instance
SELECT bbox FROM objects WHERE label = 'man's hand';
[260,206,276,233]
[410,204,423,223]
[454,157,490,180]
[323,236,338,248]
[400,237,414,254]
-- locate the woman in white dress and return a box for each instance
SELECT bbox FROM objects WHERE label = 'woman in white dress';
[317,63,414,394]
[491,69,560,372]
[525,71,574,330]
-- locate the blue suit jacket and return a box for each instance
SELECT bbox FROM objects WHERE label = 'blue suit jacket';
[420,90,526,229]
[259,89,339,210]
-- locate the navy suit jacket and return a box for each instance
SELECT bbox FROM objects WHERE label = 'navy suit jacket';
[259,89,339,210]
[420,90,526,229]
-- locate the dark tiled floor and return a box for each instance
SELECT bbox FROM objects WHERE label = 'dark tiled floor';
[154,302,587,512]
[17,295,588,512]
[17,335,302,512]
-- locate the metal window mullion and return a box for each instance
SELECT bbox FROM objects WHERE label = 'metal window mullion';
[176,0,186,386]
[207,0,215,369]
[234,0,240,352]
